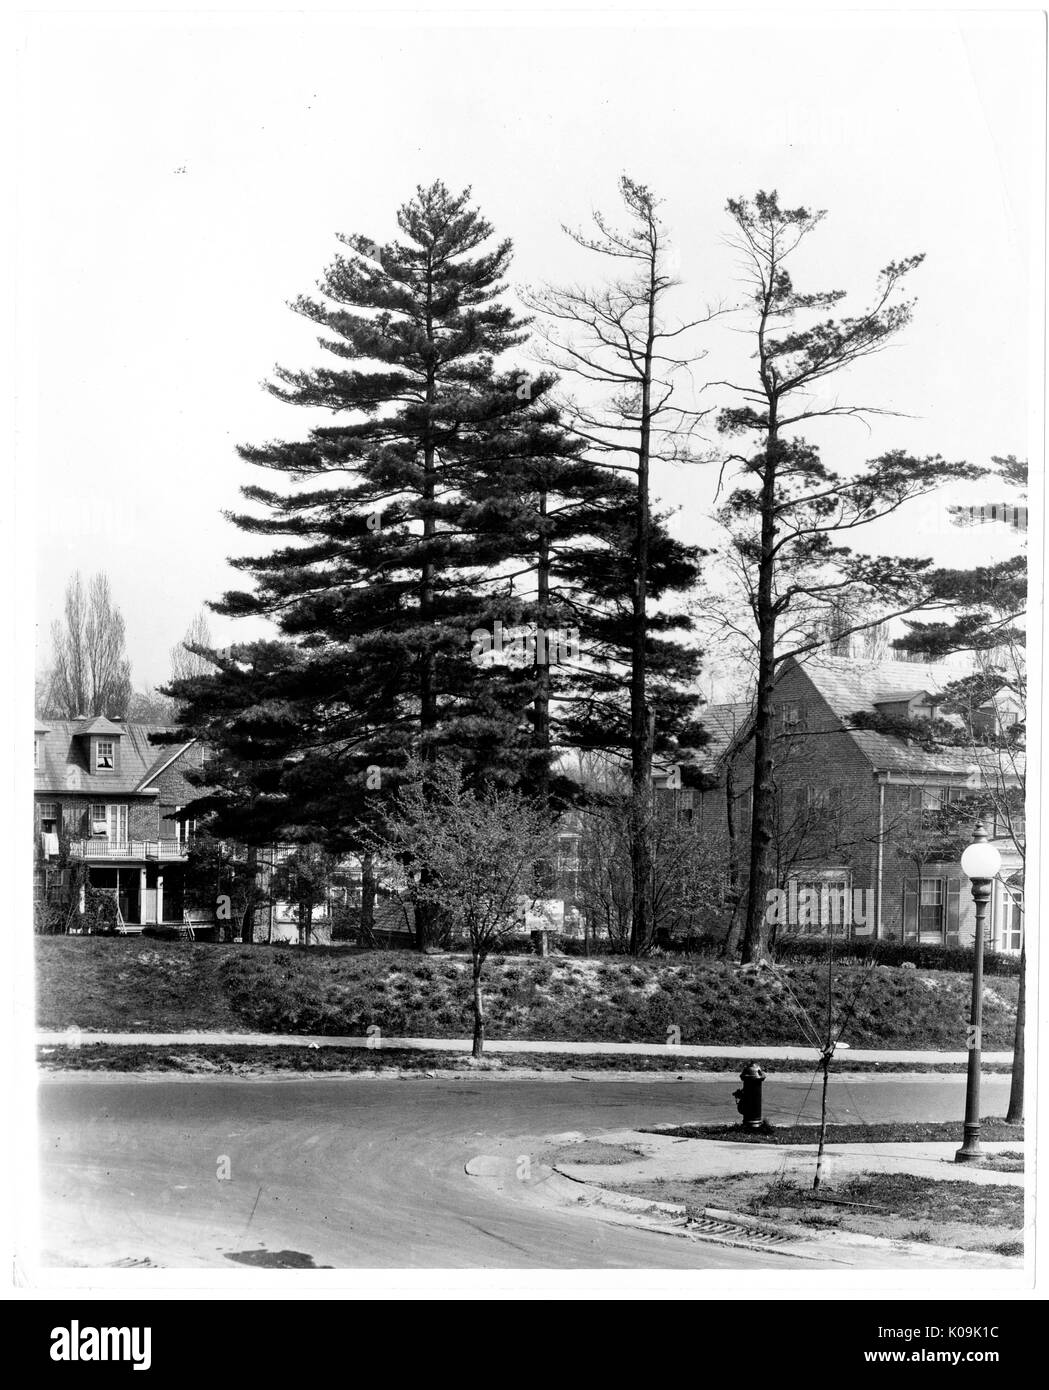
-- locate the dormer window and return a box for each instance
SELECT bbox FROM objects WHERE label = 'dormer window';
[96,739,115,770]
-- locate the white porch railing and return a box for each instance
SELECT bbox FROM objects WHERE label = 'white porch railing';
[69,839,188,861]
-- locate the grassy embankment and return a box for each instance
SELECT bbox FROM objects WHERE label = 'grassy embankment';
[37,938,1018,1050]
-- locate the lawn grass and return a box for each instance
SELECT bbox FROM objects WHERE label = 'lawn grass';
[35,937,1020,1050]
[609,1170,1024,1254]
[35,1044,1011,1076]
[647,1119,1025,1144]
[35,941,242,1032]
[748,1171,1023,1229]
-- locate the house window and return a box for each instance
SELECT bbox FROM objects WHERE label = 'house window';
[38,802,58,835]
[914,785,961,829]
[89,804,108,836]
[175,813,198,848]
[107,804,128,842]
[918,877,944,941]
[779,703,804,733]
[787,875,850,936]
[990,807,1025,842]
[96,739,115,770]
[999,883,1023,954]
[798,785,843,820]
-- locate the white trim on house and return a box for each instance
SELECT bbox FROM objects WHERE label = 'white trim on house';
[134,740,197,793]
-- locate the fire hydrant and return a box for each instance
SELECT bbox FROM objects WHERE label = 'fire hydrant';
[733,1062,766,1131]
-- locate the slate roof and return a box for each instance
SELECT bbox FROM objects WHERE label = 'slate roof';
[694,702,753,771]
[34,720,194,797]
[75,715,125,736]
[697,657,1024,782]
[791,656,1025,779]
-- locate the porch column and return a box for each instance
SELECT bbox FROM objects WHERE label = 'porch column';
[157,870,164,925]
[139,867,147,925]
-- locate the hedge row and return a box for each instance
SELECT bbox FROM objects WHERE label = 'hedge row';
[771,936,1021,976]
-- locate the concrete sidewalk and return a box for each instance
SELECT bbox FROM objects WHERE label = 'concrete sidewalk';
[552,1128,1025,1189]
[34,1030,1013,1066]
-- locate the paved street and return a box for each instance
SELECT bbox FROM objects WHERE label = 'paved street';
[35,1073,1009,1270]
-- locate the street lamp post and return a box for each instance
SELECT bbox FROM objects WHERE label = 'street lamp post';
[955,822,1002,1164]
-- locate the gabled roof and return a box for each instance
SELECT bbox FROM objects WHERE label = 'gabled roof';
[134,741,197,792]
[694,701,754,771]
[74,715,125,736]
[34,720,193,796]
[700,658,1024,781]
[791,656,1024,778]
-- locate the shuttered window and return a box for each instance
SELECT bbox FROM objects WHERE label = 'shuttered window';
[903,875,961,942]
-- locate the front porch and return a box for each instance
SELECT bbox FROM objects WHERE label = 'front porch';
[79,863,206,933]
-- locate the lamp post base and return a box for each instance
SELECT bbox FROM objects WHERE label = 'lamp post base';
[955,1125,983,1163]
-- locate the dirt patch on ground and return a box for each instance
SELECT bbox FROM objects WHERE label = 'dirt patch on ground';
[606,1170,1024,1255]
[542,1141,650,1167]
[225,1249,332,1269]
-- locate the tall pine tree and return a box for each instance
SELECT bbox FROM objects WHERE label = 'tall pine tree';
[175,183,571,945]
[524,177,712,953]
[718,191,984,962]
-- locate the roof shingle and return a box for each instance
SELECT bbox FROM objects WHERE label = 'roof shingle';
[34,720,192,796]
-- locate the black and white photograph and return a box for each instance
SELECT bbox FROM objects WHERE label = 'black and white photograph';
[7,0,1046,1330]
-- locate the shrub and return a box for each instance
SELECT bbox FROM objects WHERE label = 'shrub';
[773,937,1021,976]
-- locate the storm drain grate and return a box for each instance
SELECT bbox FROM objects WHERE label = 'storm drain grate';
[685,1216,796,1245]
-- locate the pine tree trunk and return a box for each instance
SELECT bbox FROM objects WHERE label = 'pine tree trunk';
[534,485,552,813]
[241,845,257,945]
[360,851,376,946]
[415,280,439,952]
[720,756,744,960]
[741,411,779,964]
[1006,935,1025,1124]
[533,490,555,895]
[628,266,656,957]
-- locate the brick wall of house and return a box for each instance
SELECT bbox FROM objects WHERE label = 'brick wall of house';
[877,782,973,945]
[129,799,160,838]
[155,744,206,838]
[699,666,879,909]
[34,793,161,841]
[696,666,1003,946]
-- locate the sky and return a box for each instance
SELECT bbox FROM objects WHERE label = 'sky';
[21,8,1043,692]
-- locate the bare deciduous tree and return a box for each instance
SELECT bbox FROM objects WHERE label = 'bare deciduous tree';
[170,609,217,684]
[375,759,555,1056]
[43,572,133,719]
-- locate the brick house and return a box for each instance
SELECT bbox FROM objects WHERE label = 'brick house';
[695,656,1024,953]
[34,716,211,931]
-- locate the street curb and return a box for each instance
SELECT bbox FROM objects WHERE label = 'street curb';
[33,1032,1014,1066]
[547,1164,1021,1268]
